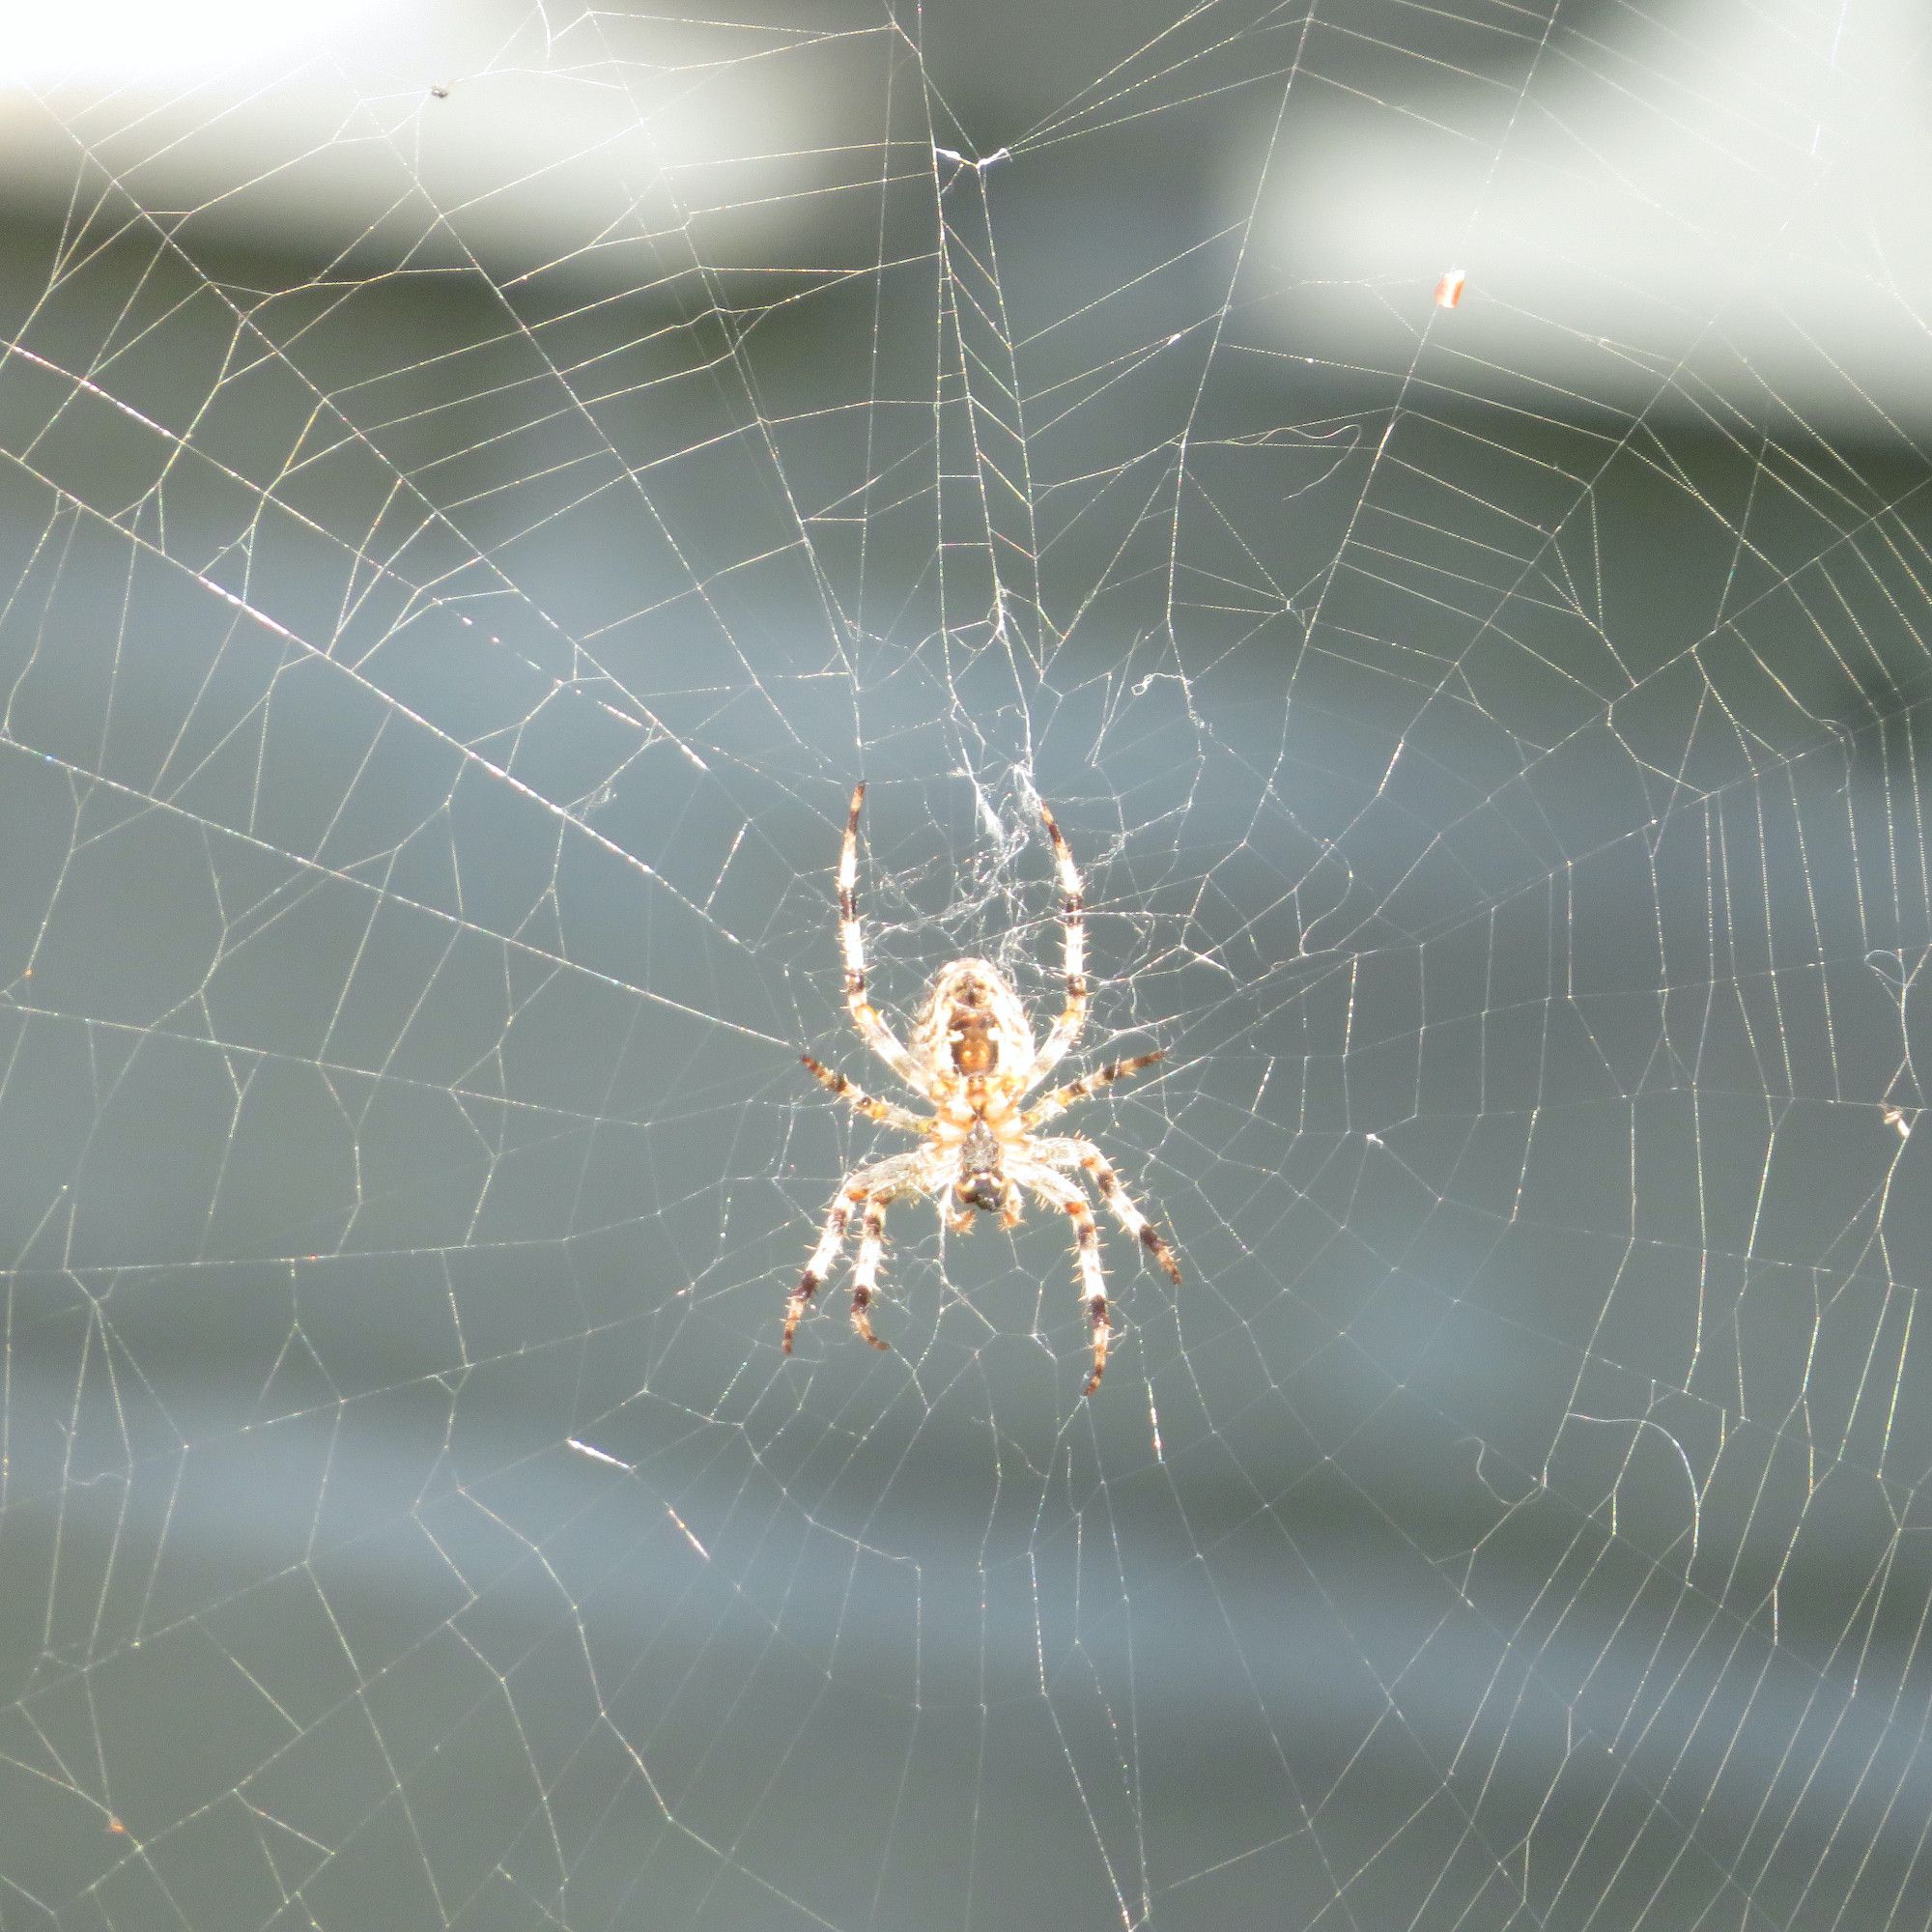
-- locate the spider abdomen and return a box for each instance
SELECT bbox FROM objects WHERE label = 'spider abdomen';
[956,1119,1004,1212]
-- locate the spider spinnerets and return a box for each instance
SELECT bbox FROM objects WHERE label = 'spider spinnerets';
[784,784,1180,1395]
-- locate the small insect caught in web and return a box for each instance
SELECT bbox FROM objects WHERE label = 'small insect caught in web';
[1434,268,1466,309]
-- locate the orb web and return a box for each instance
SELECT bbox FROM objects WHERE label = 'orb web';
[4,2,1932,1928]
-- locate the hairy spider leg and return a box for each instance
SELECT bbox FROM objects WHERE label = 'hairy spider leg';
[785,1194,851,1353]
[848,1196,895,1349]
[784,1153,918,1353]
[800,1053,925,1132]
[1025,1049,1165,1128]
[1025,1168,1113,1395]
[839,783,926,1094]
[1022,801,1089,1090]
[1039,1135,1183,1285]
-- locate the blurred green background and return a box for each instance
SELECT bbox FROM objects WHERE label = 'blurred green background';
[5,3,1932,1927]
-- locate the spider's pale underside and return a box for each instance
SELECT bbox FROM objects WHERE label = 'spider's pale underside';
[784,784,1181,1395]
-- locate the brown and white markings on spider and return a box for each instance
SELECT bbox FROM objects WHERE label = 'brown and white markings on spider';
[784,783,1181,1396]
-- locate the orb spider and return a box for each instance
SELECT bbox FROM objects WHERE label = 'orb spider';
[784,785,1180,1394]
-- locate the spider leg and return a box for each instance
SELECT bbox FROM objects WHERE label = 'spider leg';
[801,1054,926,1133]
[838,783,926,1094]
[1024,1049,1164,1128]
[1016,1162,1113,1396]
[785,1190,854,1353]
[1019,801,1089,1091]
[848,1197,896,1350]
[784,1152,917,1354]
[1037,1136,1182,1284]
[999,1179,1025,1230]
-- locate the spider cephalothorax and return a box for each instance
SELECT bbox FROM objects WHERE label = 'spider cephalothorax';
[783,785,1180,1395]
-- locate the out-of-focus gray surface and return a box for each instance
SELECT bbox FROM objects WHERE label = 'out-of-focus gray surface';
[5,4,1932,1928]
